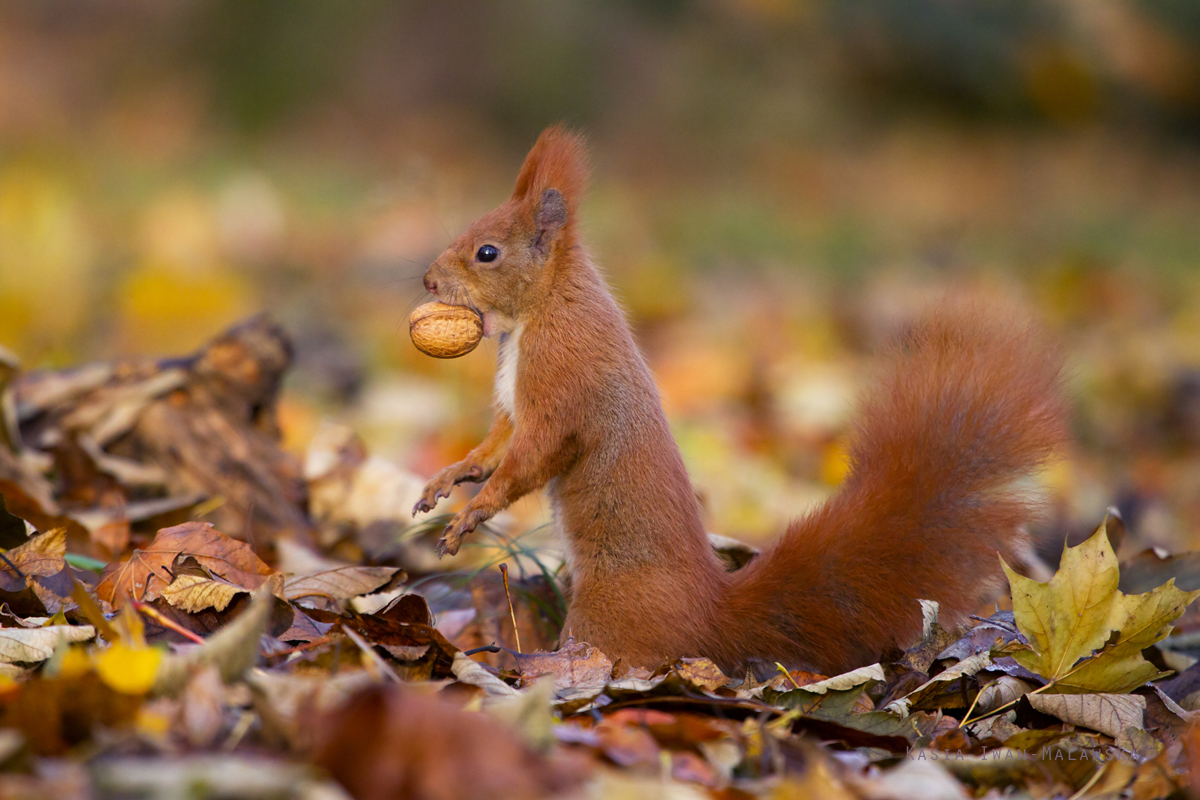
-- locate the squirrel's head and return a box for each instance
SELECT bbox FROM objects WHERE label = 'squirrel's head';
[422,125,589,337]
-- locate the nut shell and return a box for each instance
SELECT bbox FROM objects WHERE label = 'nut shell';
[409,302,484,358]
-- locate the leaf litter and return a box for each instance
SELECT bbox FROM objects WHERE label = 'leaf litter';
[0,322,1196,799]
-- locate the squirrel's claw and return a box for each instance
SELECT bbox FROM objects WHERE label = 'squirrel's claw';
[435,506,491,557]
[414,463,489,518]
[412,490,444,518]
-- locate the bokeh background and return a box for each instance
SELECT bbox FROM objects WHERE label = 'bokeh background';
[4,0,1200,554]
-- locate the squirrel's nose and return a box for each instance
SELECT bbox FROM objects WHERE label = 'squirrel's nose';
[423,276,438,295]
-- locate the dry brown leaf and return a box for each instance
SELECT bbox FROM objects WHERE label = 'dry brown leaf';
[452,653,520,698]
[161,573,248,613]
[673,657,729,692]
[98,521,275,609]
[1026,692,1146,739]
[154,581,277,695]
[96,546,175,610]
[514,640,613,694]
[282,565,401,601]
[0,625,94,663]
[0,528,67,591]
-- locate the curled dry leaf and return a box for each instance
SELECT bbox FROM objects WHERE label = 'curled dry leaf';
[887,652,993,714]
[0,625,94,663]
[161,573,248,613]
[0,528,66,589]
[514,640,612,694]
[0,527,74,613]
[282,565,401,602]
[975,675,1037,714]
[452,652,519,698]
[674,657,728,693]
[753,663,884,700]
[98,521,275,609]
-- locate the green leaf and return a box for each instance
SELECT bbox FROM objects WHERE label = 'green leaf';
[65,553,108,571]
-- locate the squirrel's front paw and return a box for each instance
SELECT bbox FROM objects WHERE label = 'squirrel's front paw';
[412,463,486,516]
[434,507,492,557]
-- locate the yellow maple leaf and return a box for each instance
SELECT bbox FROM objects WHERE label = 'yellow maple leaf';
[1002,519,1200,693]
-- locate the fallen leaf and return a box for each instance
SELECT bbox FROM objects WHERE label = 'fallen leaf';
[1026,692,1146,739]
[765,663,884,698]
[674,657,728,692]
[97,546,176,609]
[514,640,612,693]
[180,667,225,747]
[974,675,1037,714]
[1002,520,1200,693]
[154,582,276,695]
[1002,522,1120,683]
[283,565,401,601]
[0,625,94,663]
[94,642,163,694]
[0,528,66,589]
[161,572,248,613]
[276,609,333,643]
[98,521,275,609]
[887,652,992,714]
[452,652,519,698]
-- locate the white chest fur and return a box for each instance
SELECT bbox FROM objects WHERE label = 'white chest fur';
[494,324,522,418]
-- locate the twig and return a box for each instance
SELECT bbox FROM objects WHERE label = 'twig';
[960,655,1094,728]
[341,625,401,683]
[131,599,206,645]
[0,552,25,580]
[1067,760,1107,800]
[221,710,256,752]
[463,644,502,656]
[957,683,985,729]
[266,635,335,660]
[500,563,522,654]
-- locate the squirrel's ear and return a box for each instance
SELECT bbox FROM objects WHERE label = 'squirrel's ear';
[532,189,567,255]
[511,125,589,218]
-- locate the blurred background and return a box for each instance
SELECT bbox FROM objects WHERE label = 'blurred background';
[3,0,1200,554]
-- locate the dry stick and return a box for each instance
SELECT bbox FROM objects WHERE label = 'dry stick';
[130,599,206,645]
[342,625,401,683]
[1067,759,1108,800]
[222,710,256,753]
[499,563,522,654]
[960,653,1098,728]
[0,552,25,580]
[267,635,335,660]
[957,684,986,730]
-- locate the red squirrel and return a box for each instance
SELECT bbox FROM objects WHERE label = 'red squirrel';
[413,126,1067,676]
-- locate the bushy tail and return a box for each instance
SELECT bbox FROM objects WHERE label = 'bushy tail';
[720,303,1068,675]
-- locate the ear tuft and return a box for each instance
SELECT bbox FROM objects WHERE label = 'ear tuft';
[511,125,589,219]
[532,189,568,254]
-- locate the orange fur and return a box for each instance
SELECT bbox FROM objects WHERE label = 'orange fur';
[511,124,590,216]
[416,127,1068,676]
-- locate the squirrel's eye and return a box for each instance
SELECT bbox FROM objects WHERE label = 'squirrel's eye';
[475,245,499,263]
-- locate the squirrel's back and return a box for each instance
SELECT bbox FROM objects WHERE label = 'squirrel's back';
[712,303,1067,675]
